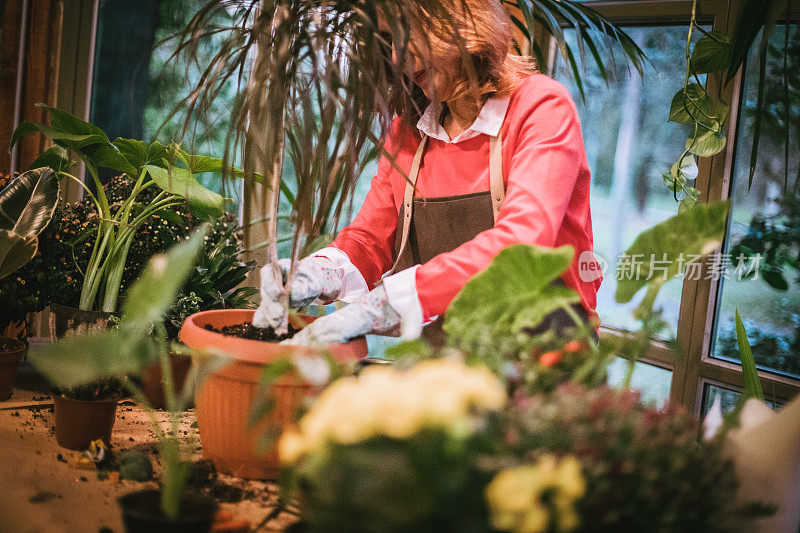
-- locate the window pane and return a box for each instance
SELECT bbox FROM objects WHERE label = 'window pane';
[91,0,242,204]
[701,383,741,416]
[701,383,779,416]
[555,26,707,337]
[606,358,671,408]
[711,25,800,379]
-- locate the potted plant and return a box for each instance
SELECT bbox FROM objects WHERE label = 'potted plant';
[10,105,250,321]
[0,168,59,400]
[273,357,770,532]
[31,226,227,532]
[178,308,367,479]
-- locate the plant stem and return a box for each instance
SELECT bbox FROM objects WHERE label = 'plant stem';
[78,158,114,310]
[97,196,182,311]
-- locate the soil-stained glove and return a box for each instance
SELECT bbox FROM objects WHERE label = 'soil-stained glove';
[252,256,344,332]
[253,264,289,334]
[283,285,401,346]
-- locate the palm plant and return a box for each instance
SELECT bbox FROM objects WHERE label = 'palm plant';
[164,0,646,331]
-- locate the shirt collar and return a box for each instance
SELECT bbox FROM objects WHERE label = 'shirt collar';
[415,95,510,144]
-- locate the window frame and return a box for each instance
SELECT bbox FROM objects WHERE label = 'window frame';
[540,0,800,413]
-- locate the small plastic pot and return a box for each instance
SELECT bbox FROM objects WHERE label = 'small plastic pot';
[141,353,192,410]
[53,395,118,450]
[0,338,27,401]
[118,489,217,533]
[50,303,116,339]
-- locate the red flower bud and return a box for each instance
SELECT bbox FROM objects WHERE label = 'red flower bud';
[539,351,562,367]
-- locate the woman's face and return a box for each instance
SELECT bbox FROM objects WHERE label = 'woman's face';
[388,25,450,101]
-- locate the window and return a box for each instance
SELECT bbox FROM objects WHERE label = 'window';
[547,1,800,413]
[90,0,242,203]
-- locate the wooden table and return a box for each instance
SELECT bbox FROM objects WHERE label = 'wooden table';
[0,364,297,532]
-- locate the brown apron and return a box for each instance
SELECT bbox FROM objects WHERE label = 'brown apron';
[388,132,589,346]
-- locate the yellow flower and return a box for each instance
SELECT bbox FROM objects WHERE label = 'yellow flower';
[277,358,507,465]
[485,455,585,533]
[278,429,306,465]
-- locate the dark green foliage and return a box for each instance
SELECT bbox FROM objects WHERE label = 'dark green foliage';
[504,385,762,532]
[164,217,257,338]
[297,427,497,533]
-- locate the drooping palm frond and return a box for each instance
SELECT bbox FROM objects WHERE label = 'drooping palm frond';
[505,0,648,100]
[163,0,648,298]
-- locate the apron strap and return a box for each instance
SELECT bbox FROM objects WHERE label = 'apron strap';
[389,134,428,275]
[489,132,505,222]
[388,132,504,275]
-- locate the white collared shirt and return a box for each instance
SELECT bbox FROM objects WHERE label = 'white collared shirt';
[415,96,510,143]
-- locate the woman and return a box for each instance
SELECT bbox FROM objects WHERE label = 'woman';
[253,0,601,345]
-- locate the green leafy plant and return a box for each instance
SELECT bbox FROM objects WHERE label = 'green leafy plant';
[437,200,731,395]
[498,384,768,532]
[10,105,256,312]
[615,199,730,317]
[666,0,794,206]
[0,168,59,282]
[276,359,768,532]
[31,226,229,518]
[164,216,258,338]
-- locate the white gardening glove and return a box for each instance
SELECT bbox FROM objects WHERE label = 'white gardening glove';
[253,255,345,332]
[283,285,401,346]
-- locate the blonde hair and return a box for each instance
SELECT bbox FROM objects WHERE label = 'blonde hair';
[390,0,537,121]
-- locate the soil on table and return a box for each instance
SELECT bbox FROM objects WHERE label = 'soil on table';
[204,321,300,342]
[0,337,22,352]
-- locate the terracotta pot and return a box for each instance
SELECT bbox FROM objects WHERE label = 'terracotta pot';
[0,338,27,401]
[141,353,193,410]
[50,303,116,340]
[118,489,216,533]
[53,395,118,450]
[179,309,368,479]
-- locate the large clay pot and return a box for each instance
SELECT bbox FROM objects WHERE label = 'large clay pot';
[0,338,27,401]
[179,309,367,479]
[53,395,118,450]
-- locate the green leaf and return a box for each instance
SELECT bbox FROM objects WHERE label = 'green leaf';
[91,143,137,175]
[735,310,763,401]
[0,168,59,279]
[112,138,169,171]
[28,146,73,173]
[762,269,789,291]
[686,129,726,157]
[0,229,36,280]
[248,357,294,427]
[180,152,264,183]
[36,104,107,139]
[144,164,226,219]
[690,31,732,74]
[444,244,576,338]
[29,324,154,388]
[10,121,106,150]
[669,84,711,124]
[0,168,58,233]
[121,225,208,326]
[615,200,730,316]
